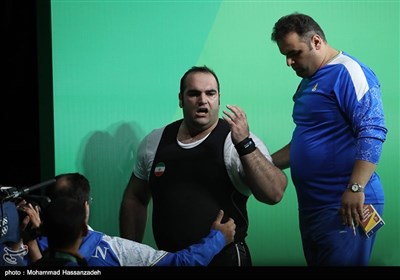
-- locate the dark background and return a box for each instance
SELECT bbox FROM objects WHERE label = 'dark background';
[2,0,54,188]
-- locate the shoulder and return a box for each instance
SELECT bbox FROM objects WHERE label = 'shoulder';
[137,126,166,154]
[333,52,377,81]
[332,52,378,99]
[145,126,165,142]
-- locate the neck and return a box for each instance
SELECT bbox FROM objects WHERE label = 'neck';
[49,247,82,258]
[323,48,340,66]
[178,120,217,144]
[51,238,83,257]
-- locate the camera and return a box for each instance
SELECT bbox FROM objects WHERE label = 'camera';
[15,195,51,218]
[0,179,55,245]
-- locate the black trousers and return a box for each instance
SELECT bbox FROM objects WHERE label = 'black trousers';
[208,241,252,266]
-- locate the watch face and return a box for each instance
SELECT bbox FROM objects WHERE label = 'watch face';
[351,184,359,192]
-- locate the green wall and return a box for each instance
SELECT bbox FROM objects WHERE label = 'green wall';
[51,0,399,265]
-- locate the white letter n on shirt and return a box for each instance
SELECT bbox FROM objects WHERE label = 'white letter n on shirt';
[93,246,109,260]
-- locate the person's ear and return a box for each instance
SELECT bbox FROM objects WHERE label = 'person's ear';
[179,92,183,108]
[311,34,322,50]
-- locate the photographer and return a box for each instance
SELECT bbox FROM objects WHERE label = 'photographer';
[0,200,41,266]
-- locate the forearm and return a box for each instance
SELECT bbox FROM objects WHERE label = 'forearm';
[241,149,287,204]
[271,143,291,170]
[348,159,377,187]
[119,197,148,242]
[341,160,378,226]
[155,229,225,266]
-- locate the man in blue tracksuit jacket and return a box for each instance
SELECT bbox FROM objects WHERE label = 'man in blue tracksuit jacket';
[4,172,234,266]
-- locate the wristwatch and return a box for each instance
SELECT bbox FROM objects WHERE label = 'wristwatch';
[347,183,364,193]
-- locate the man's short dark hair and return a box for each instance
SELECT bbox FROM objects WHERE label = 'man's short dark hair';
[179,66,220,94]
[271,13,326,43]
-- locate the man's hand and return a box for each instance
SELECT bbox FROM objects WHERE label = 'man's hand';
[17,201,41,242]
[222,105,250,144]
[340,190,365,227]
[211,210,236,245]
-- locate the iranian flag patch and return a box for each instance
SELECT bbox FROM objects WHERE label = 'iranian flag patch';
[154,162,166,177]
